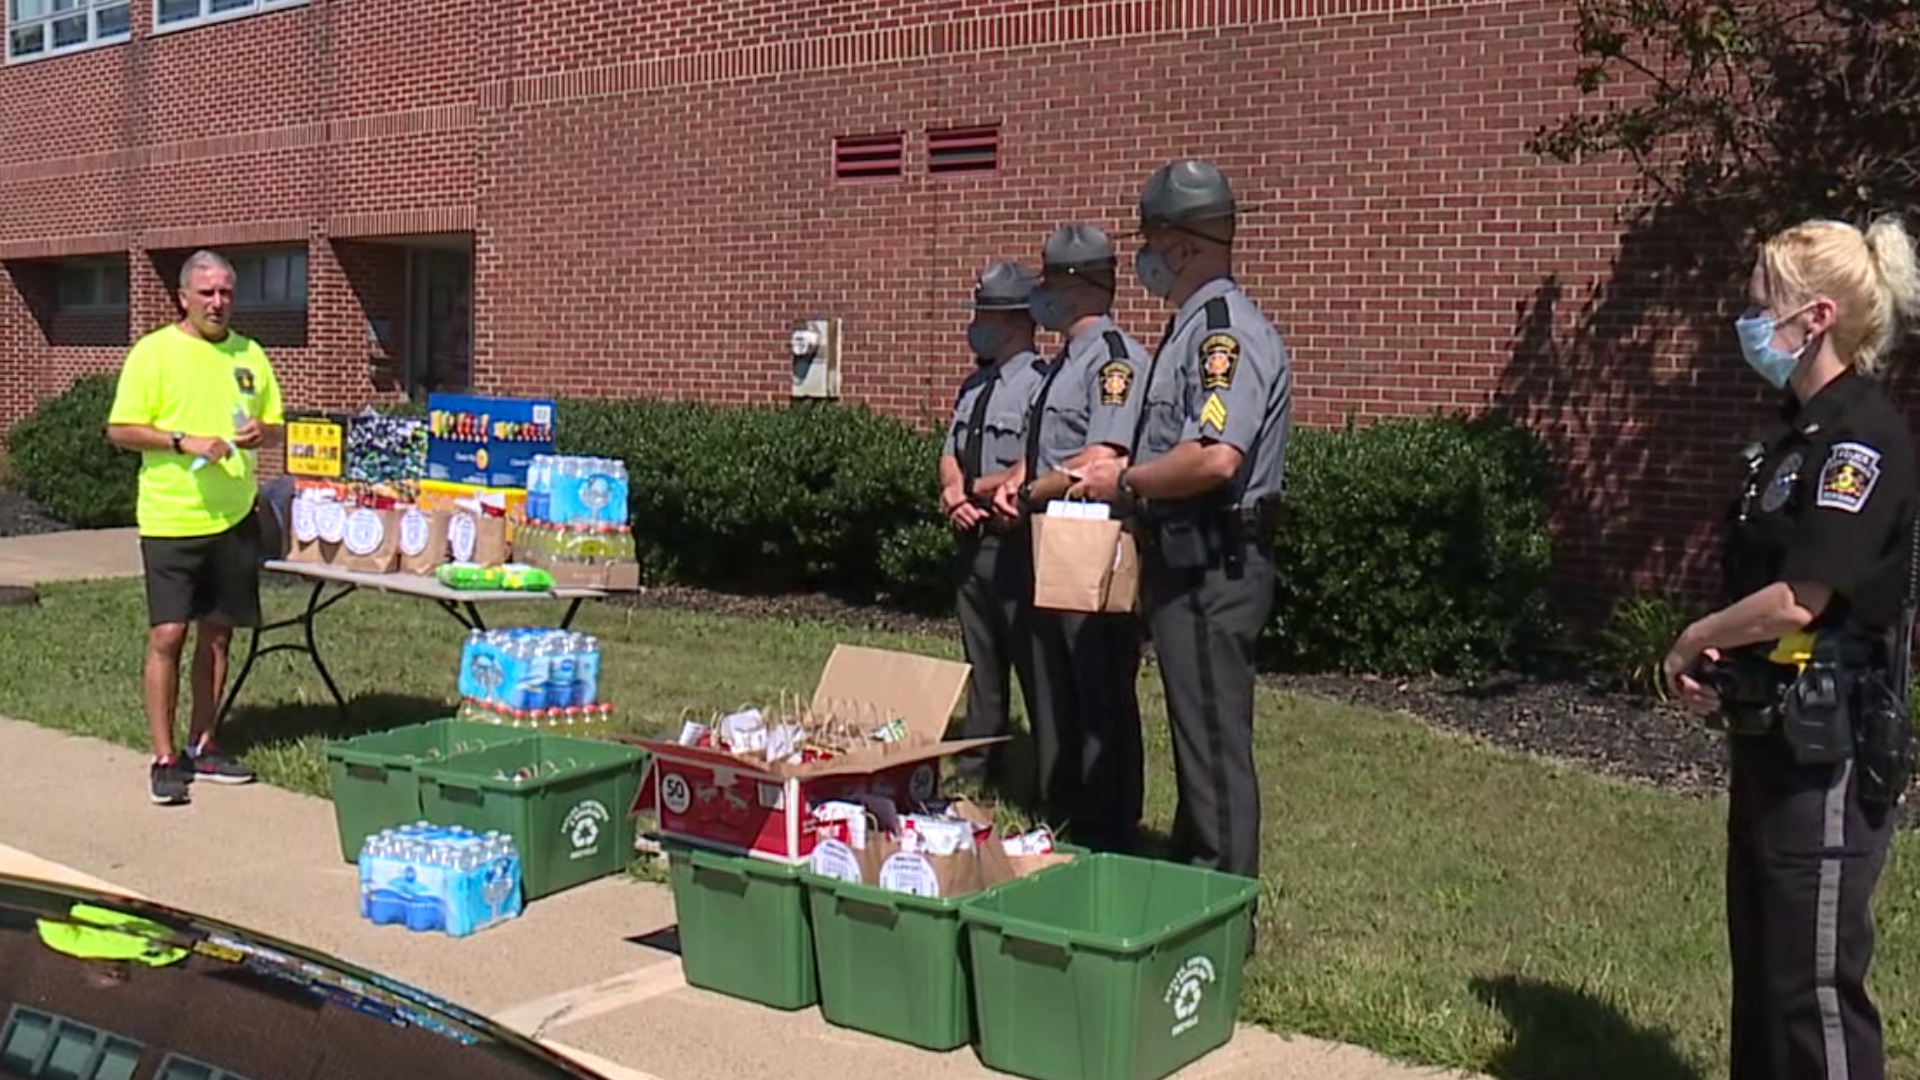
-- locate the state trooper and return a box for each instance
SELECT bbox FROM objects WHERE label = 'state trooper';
[940,261,1051,790]
[1071,159,1291,883]
[988,223,1151,852]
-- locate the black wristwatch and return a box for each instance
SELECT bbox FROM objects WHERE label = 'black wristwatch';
[1117,467,1141,514]
[170,431,185,454]
[1019,479,1036,509]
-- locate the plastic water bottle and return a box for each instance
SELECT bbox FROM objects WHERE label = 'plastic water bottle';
[573,634,600,707]
[610,459,630,526]
[549,635,577,709]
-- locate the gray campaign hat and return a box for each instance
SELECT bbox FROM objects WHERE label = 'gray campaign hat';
[1042,223,1118,273]
[1137,158,1238,238]
[961,260,1040,310]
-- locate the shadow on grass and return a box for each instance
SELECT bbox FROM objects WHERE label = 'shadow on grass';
[1470,975,1704,1080]
[222,692,453,754]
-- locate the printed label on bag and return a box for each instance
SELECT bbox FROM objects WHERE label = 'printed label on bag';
[449,514,477,562]
[809,839,861,882]
[398,508,430,556]
[878,852,940,897]
[292,499,319,543]
[315,502,348,544]
[344,509,385,556]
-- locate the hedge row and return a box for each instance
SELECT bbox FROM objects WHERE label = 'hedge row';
[7,376,1555,675]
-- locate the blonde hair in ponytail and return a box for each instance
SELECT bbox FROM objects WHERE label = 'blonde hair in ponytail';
[1761,213,1920,375]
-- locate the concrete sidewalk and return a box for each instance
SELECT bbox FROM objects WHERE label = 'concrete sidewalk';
[0,526,141,587]
[0,717,1478,1080]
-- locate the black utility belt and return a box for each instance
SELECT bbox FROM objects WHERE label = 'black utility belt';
[1712,657,1895,771]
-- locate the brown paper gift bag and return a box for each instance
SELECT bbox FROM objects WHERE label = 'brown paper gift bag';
[448,511,510,568]
[1032,513,1139,614]
[396,506,450,575]
[286,497,326,564]
[338,507,400,573]
[856,832,986,899]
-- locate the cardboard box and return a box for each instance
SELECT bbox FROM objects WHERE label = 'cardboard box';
[634,645,983,863]
[426,394,555,490]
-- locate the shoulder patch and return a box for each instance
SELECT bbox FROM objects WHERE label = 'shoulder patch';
[1200,392,1228,433]
[1099,360,1134,406]
[1200,333,1239,391]
[1816,441,1883,513]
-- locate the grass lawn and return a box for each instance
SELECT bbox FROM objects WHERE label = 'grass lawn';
[2,577,1918,1080]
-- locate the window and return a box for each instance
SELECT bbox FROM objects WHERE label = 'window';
[0,1007,142,1080]
[157,1054,256,1080]
[228,247,307,308]
[926,125,999,176]
[53,257,128,310]
[7,0,130,63]
[832,132,904,182]
[153,0,302,33]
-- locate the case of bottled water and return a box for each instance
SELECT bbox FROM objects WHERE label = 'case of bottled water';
[357,823,524,938]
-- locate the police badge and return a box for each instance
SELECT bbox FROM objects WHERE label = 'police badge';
[1762,451,1802,513]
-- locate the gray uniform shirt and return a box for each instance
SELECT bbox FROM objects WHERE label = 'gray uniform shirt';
[944,350,1050,484]
[1133,277,1291,502]
[1025,316,1152,476]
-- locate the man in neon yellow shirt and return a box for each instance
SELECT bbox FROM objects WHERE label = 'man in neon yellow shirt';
[107,249,285,806]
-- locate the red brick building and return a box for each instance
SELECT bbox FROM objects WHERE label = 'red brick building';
[0,0,1824,617]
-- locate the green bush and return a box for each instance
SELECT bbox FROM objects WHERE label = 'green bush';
[1266,412,1556,677]
[7,372,139,528]
[555,397,949,600]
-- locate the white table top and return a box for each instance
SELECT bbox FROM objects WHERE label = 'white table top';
[263,560,608,602]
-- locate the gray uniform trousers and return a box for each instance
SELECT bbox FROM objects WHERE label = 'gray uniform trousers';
[1025,606,1145,850]
[951,529,1040,786]
[1142,533,1273,881]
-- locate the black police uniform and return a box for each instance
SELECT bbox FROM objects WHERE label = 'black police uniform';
[1713,367,1918,1080]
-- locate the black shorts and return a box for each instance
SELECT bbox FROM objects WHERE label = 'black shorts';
[139,511,263,628]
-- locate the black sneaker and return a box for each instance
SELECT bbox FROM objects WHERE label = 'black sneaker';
[149,758,191,805]
[186,743,256,785]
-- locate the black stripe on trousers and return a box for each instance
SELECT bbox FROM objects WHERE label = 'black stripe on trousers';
[1187,572,1235,870]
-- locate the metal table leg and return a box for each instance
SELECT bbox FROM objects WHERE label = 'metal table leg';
[216,580,356,726]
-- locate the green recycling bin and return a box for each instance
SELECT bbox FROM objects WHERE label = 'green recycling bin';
[414,733,645,901]
[959,853,1260,1080]
[324,718,537,862]
[666,845,817,1011]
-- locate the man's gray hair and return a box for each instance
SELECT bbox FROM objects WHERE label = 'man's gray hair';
[178,249,235,290]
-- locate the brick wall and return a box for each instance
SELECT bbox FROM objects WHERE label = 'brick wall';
[0,0,1864,622]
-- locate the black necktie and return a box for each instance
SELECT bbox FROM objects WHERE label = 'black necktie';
[961,373,998,488]
[1129,314,1179,457]
[1025,348,1071,478]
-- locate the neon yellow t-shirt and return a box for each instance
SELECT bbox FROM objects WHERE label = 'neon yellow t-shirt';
[107,324,285,538]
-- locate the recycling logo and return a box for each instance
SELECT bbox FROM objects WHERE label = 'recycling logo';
[1163,956,1217,1037]
[563,799,612,860]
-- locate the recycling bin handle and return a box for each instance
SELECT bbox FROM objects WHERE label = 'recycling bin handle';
[839,892,899,920]
[687,849,748,885]
[999,921,1071,952]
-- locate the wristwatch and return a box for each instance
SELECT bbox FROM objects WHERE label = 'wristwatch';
[1117,467,1141,514]
[170,431,185,454]
[1019,479,1036,509]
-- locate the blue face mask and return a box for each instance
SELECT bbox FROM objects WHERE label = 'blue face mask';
[1734,311,1811,389]
[1135,249,1178,298]
[967,323,1000,364]
[1029,289,1073,332]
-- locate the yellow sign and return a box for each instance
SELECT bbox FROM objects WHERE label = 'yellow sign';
[287,419,344,478]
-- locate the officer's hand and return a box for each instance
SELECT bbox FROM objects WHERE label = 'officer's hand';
[1663,643,1722,716]
[949,501,987,532]
[183,435,231,463]
[991,480,1022,520]
[1068,459,1122,501]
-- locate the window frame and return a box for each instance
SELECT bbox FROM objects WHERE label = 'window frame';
[5,0,132,65]
[225,246,309,311]
[156,1052,256,1080]
[150,0,303,37]
[52,256,130,313]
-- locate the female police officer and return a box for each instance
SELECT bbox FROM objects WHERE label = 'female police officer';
[1664,214,1920,1080]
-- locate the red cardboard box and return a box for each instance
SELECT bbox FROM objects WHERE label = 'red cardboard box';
[634,645,982,864]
